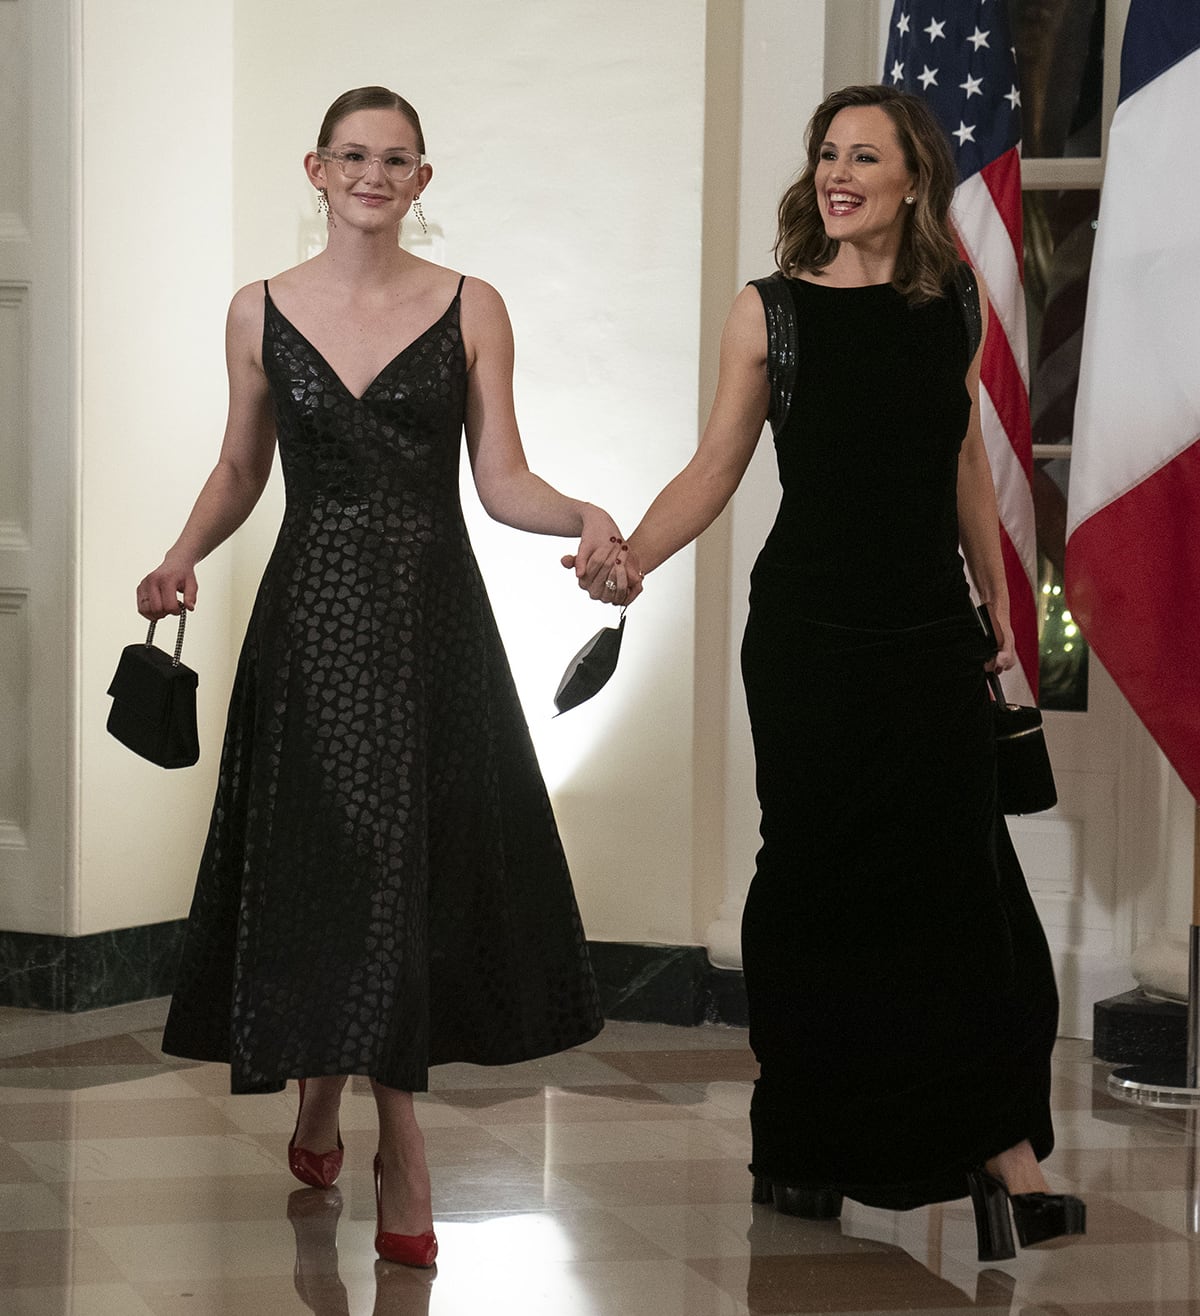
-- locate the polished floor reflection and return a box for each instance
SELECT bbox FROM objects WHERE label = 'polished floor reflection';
[1,1000,1199,1313]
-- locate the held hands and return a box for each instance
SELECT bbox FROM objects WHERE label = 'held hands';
[561,505,644,607]
[136,556,198,621]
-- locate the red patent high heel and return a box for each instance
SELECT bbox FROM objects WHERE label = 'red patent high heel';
[288,1078,344,1190]
[373,1153,438,1268]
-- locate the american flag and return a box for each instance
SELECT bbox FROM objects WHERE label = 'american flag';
[884,1,1038,702]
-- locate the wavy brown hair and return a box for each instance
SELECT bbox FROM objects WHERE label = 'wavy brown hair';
[317,86,426,154]
[774,84,959,303]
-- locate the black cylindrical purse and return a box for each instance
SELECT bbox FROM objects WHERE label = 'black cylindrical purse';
[976,606,1057,815]
[106,611,200,768]
[987,670,1057,814]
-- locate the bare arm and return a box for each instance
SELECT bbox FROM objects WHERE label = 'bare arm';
[137,283,277,618]
[630,287,769,571]
[955,278,1014,672]
[568,286,768,602]
[461,277,623,571]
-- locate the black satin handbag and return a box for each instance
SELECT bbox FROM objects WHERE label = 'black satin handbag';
[976,606,1056,814]
[106,610,200,768]
[554,610,626,714]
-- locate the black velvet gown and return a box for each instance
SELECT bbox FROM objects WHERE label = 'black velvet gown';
[161,279,602,1094]
[740,275,1058,1209]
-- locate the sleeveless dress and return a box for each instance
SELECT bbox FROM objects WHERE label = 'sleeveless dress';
[160,278,602,1094]
[739,275,1058,1209]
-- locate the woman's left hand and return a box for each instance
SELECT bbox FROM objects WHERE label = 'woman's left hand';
[982,602,1016,673]
[561,506,644,606]
[989,640,1016,674]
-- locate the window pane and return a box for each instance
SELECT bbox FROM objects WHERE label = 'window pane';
[1023,188,1100,711]
[1025,189,1099,446]
[1012,0,1105,159]
[1037,532,1089,711]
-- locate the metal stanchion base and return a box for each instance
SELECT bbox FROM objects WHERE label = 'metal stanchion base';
[1109,1063,1200,1108]
[1110,924,1200,1108]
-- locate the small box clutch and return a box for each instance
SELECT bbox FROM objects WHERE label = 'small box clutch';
[976,605,1056,814]
[106,611,200,768]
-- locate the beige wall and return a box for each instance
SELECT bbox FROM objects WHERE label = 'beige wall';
[224,0,736,947]
[77,0,236,932]
[59,0,829,946]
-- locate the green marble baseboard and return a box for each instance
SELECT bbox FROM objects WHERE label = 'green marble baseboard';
[0,926,749,1027]
[0,922,188,1013]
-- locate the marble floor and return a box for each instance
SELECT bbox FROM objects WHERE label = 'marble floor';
[1,1002,1199,1315]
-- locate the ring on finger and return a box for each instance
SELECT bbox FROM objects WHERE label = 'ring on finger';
[604,578,617,590]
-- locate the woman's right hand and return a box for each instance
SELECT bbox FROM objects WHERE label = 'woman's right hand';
[561,539,644,607]
[136,557,197,620]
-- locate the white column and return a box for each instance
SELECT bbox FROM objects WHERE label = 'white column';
[703,0,829,968]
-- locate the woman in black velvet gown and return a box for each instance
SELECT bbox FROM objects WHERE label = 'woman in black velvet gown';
[570,84,1084,1262]
[136,86,617,1268]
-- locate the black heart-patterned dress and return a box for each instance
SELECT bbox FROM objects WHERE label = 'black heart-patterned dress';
[161,277,603,1093]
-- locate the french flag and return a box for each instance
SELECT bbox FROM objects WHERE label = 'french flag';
[1065,0,1200,800]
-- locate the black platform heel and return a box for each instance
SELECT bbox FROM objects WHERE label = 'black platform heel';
[966,1169,1085,1263]
[967,1169,1016,1261]
[751,1173,843,1219]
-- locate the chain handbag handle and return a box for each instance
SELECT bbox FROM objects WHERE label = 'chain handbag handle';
[144,606,187,668]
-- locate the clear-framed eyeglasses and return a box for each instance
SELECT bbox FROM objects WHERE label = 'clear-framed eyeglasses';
[317,148,426,183]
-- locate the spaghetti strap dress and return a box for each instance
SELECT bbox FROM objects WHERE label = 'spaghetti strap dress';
[739,274,1058,1209]
[160,277,603,1094]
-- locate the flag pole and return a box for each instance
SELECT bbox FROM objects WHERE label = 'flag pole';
[1190,803,1200,1088]
[1108,802,1200,1108]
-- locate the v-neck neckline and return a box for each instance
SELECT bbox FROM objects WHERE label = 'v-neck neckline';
[264,282,460,402]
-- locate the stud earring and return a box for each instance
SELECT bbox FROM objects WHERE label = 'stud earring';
[904,194,915,205]
[412,196,428,235]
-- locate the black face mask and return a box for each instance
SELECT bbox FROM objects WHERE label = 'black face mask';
[554,611,627,714]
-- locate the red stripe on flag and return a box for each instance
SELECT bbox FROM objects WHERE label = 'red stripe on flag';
[952,160,1039,702]
[980,151,1025,268]
[981,303,1034,483]
[1065,439,1200,798]
[1000,520,1039,700]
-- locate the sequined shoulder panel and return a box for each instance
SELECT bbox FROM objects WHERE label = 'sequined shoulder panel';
[749,273,798,437]
[952,261,983,364]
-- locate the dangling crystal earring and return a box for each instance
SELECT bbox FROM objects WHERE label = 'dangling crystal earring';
[411,196,428,235]
[317,188,330,217]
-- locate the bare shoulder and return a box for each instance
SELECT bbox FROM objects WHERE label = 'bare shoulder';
[229,278,267,320]
[458,276,513,370]
[459,274,509,325]
[724,284,769,364]
[226,280,267,360]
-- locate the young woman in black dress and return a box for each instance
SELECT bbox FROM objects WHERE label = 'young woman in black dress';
[572,84,1084,1263]
[138,86,620,1267]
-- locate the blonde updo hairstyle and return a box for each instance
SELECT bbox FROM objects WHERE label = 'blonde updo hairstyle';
[775,84,960,304]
